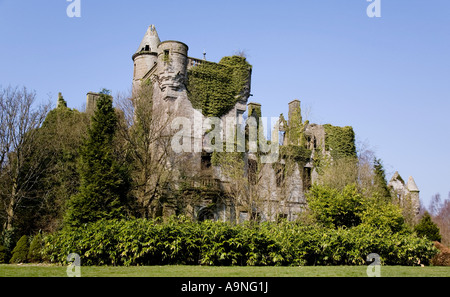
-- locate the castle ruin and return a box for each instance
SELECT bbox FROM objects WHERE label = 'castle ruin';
[84,25,421,223]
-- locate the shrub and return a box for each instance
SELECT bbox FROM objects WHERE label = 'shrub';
[306,184,364,228]
[10,235,29,264]
[42,217,438,267]
[361,201,406,233]
[0,245,8,263]
[414,212,441,242]
[28,233,43,263]
[431,242,450,266]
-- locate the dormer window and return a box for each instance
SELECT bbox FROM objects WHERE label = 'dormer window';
[145,45,150,51]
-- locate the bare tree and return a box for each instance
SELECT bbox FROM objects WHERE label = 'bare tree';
[0,86,51,231]
[429,193,442,217]
[428,193,450,246]
[115,84,175,218]
[213,151,266,223]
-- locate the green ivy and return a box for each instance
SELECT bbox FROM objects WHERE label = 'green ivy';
[323,124,356,160]
[280,145,312,165]
[186,56,252,117]
[247,104,261,119]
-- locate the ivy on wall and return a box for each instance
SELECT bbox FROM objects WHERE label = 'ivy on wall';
[186,56,252,117]
[280,145,312,165]
[323,124,356,160]
[247,104,261,119]
[286,107,302,146]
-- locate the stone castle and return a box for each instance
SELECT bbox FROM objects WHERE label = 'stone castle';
[84,25,421,222]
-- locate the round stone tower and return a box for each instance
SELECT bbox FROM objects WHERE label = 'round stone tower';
[157,40,189,76]
[132,25,160,92]
[156,40,189,101]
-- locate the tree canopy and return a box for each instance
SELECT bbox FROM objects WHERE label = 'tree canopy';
[64,91,130,227]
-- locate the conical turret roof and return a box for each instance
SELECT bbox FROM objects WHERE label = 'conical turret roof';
[406,176,419,192]
[389,171,403,184]
[136,25,160,54]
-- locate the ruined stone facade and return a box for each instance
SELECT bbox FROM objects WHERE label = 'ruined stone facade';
[388,172,421,217]
[129,25,420,222]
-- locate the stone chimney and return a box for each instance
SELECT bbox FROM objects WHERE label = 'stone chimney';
[86,92,100,114]
[288,99,301,127]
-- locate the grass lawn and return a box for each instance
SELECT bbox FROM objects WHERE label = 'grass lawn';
[0,264,449,277]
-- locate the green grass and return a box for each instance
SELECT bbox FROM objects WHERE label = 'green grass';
[0,264,449,277]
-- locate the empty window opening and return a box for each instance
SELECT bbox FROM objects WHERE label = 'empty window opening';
[275,163,285,187]
[201,152,212,170]
[163,50,170,62]
[303,167,312,190]
[248,159,258,185]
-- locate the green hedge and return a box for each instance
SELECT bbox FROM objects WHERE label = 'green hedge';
[41,217,437,266]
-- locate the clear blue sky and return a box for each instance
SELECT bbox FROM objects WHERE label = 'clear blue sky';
[1,0,449,207]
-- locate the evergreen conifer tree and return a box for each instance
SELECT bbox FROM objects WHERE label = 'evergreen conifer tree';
[414,212,442,242]
[64,90,130,227]
[27,233,43,263]
[9,235,29,263]
[373,158,391,200]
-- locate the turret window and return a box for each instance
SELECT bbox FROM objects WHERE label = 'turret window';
[163,50,170,63]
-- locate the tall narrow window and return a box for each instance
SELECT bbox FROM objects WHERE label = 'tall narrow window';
[303,167,312,190]
[248,159,257,185]
[163,50,170,63]
[275,163,285,187]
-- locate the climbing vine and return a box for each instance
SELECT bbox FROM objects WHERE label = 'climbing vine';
[286,107,303,146]
[280,145,312,166]
[323,124,356,160]
[247,104,261,119]
[186,55,252,117]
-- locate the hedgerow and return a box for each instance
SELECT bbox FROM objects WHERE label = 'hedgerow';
[41,217,437,266]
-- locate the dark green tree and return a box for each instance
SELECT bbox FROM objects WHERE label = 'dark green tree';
[414,212,441,242]
[373,158,391,201]
[9,235,29,263]
[64,90,130,227]
[16,97,89,234]
[27,233,43,263]
[0,244,8,263]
